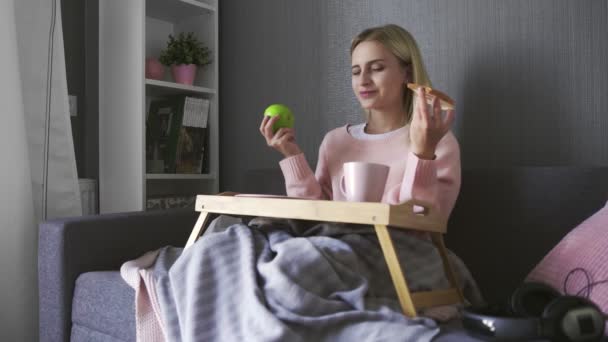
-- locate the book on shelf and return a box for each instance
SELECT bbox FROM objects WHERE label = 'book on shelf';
[146,99,181,173]
[146,95,210,174]
[175,97,210,174]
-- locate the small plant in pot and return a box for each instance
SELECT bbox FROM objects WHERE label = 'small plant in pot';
[159,32,211,85]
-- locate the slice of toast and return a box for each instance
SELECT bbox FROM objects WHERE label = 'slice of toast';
[407,83,455,110]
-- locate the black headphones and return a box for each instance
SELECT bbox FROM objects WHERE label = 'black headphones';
[462,282,606,341]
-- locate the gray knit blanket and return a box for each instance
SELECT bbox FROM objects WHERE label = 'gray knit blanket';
[149,215,483,342]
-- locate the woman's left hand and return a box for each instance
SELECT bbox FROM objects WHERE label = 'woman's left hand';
[409,87,455,160]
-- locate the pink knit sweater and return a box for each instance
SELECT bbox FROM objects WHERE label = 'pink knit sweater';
[279,124,461,219]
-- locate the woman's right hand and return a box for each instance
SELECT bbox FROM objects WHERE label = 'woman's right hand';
[259,115,303,158]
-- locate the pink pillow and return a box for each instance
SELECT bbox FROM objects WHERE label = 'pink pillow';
[526,200,608,332]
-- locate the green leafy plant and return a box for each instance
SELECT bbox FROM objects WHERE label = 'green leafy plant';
[159,32,212,67]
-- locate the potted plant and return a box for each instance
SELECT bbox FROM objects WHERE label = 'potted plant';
[159,32,212,85]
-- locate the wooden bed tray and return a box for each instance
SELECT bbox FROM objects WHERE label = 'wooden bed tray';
[185,193,465,317]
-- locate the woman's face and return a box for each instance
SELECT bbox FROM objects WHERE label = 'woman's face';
[351,40,408,111]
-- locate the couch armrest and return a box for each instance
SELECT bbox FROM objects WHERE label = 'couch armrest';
[38,209,198,342]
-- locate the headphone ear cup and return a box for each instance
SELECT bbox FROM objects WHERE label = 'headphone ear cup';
[510,282,561,317]
[542,296,605,342]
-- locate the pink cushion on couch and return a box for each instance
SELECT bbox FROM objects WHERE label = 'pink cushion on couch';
[526,200,608,332]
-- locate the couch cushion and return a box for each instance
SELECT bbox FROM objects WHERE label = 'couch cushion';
[71,323,129,342]
[72,271,135,341]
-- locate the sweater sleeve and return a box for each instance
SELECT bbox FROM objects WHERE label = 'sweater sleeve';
[390,132,461,219]
[279,137,332,200]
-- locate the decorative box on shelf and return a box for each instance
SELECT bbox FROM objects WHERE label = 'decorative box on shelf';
[146,195,196,211]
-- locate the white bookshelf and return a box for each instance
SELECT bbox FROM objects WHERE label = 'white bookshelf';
[145,79,216,97]
[99,0,219,213]
[146,173,216,180]
[146,0,216,21]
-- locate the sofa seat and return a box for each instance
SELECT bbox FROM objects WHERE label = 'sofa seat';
[39,170,608,342]
[71,271,134,342]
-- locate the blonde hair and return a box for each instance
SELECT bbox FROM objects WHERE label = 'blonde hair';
[350,24,431,123]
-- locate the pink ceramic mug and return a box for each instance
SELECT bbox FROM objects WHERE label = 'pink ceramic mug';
[339,162,389,202]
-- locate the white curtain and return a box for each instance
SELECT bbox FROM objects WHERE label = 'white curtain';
[0,0,81,339]
[16,0,82,220]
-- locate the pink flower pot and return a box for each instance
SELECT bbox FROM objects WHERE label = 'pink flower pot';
[145,58,165,80]
[171,64,197,85]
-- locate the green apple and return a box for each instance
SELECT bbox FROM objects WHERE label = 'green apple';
[263,104,294,133]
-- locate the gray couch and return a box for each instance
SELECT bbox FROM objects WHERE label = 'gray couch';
[38,167,608,341]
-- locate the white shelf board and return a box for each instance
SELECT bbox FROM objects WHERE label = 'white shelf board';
[146,79,216,97]
[147,173,216,180]
[146,0,215,22]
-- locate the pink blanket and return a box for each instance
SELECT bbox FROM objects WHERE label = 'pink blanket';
[120,249,165,342]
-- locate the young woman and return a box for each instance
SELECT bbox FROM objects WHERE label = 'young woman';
[259,24,460,221]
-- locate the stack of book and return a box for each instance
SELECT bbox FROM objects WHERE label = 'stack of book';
[146,95,210,174]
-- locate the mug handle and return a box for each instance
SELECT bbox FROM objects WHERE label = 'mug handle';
[339,175,347,196]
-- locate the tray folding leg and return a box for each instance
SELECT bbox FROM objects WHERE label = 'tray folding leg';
[185,211,210,248]
[374,224,418,316]
[430,232,465,302]
[374,225,465,317]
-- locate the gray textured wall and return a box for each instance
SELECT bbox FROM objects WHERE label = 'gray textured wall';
[220,0,608,193]
[219,1,327,193]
